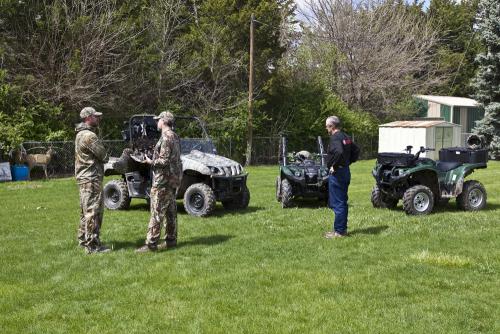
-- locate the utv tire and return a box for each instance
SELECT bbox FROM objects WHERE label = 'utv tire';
[183,183,216,217]
[403,185,434,215]
[103,180,131,210]
[281,179,293,208]
[222,185,250,210]
[371,185,398,209]
[457,180,487,211]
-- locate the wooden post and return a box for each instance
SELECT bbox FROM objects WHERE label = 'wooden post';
[245,13,255,167]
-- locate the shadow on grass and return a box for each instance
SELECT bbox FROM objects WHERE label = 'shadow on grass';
[108,234,234,251]
[109,238,144,250]
[431,201,500,213]
[349,225,389,236]
[284,198,328,209]
[208,206,264,217]
[176,234,234,250]
[128,202,264,216]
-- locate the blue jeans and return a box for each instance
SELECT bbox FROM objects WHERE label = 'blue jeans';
[328,167,351,234]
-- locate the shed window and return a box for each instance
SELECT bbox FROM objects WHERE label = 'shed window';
[435,127,453,151]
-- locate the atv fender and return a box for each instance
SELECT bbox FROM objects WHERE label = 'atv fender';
[440,163,487,197]
[375,164,440,199]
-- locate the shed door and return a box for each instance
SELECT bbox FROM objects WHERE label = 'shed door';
[435,127,453,151]
[467,107,485,132]
[440,105,451,122]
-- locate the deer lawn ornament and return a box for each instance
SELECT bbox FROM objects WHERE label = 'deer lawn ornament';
[24,147,55,179]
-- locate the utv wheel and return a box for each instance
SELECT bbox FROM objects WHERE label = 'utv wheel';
[183,183,216,217]
[403,185,434,215]
[222,185,250,210]
[103,180,131,210]
[275,176,282,202]
[457,180,487,211]
[281,179,293,208]
[371,185,398,209]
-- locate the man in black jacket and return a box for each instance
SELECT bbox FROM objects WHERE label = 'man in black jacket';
[324,116,353,238]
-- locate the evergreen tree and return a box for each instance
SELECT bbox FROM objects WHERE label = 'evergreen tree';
[471,0,500,158]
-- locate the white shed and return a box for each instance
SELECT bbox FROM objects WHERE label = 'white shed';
[378,120,462,160]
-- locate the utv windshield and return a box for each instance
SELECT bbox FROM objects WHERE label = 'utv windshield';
[123,115,217,154]
[175,116,217,155]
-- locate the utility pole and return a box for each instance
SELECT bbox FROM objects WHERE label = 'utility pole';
[245,13,255,167]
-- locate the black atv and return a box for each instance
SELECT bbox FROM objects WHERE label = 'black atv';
[371,140,488,215]
[103,115,250,217]
[275,136,330,208]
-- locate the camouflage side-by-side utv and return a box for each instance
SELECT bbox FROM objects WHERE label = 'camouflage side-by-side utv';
[275,136,330,208]
[103,115,249,217]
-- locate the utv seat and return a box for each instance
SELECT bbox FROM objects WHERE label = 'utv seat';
[436,161,463,172]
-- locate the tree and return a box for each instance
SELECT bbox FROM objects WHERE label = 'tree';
[471,0,500,158]
[1,0,137,108]
[303,0,442,116]
[428,0,482,96]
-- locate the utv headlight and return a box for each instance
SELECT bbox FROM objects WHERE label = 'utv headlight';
[209,166,225,176]
[320,170,329,177]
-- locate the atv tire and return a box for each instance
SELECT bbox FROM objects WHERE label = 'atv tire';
[457,180,487,211]
[281,179,293,208]
[403,185,434,215]
[104,179,131,210]
[183,183,216,217]
[275,176,282,202]
[371,185,398,209]
[222,185,250,210]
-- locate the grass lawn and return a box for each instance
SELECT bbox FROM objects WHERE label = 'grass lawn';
[0,160,499,333]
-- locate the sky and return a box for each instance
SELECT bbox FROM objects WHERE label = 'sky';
[294,0,433,18]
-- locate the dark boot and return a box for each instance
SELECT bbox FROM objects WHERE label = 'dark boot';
[158,239,177,250]
[136,244,158,253]
[86,244,112,254]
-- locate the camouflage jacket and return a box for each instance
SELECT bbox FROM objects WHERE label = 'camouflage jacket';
[74,123,108,184]
[152,127,182,188]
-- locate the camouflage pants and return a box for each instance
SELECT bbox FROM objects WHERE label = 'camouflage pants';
[78,182,104,248]
[146,186,177,246]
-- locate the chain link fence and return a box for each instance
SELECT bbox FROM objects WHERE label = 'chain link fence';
[14,135,378,179]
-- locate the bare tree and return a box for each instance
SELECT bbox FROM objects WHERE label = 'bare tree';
[5,0,139,109]
[302,0,443,114]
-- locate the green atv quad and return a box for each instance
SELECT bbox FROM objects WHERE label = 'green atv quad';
[371,143,488,215]
[276,136,330,208]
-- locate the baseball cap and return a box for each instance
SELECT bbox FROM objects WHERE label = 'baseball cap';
[154,111,175,122]
[80,107,102,119]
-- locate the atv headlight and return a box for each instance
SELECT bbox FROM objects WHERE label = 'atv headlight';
[294,171,301,177]
[209,166,225,176]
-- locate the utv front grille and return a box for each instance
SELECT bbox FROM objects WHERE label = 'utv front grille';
[221,165,243,176]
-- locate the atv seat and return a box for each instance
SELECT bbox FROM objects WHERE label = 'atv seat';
[436,161,463,172]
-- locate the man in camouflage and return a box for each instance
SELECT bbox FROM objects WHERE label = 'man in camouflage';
[75,107,110,253]
[137,111,182,252]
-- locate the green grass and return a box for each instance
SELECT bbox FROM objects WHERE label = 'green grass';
[0,160,499,333]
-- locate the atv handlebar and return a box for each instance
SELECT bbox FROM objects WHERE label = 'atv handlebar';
[411,146,435,159]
